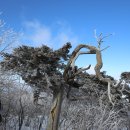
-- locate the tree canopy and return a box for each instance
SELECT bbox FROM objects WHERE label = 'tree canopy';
[1,41,130,130]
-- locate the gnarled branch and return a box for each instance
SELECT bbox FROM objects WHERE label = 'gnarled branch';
[63,44,96,82]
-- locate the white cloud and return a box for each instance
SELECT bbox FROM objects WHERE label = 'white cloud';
[22,20,78,48]
[22,20,52,46]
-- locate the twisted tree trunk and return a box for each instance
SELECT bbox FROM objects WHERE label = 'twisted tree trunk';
[46,87,63,130]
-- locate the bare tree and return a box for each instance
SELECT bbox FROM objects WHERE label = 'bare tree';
[0,17,19,126]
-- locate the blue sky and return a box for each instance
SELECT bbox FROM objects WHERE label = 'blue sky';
[0,0,130,79]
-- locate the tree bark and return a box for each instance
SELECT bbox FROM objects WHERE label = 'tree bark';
[46,87,63,130]
[0,98,2,123]
[128,104,130,130]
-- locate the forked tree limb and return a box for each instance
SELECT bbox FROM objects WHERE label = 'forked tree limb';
[64,43,115,105]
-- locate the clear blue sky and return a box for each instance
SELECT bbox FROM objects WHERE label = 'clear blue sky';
[0,0,130,79]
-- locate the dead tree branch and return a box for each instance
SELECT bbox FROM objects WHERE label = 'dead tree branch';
[63,42,116,105]
[63,44,96,82]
